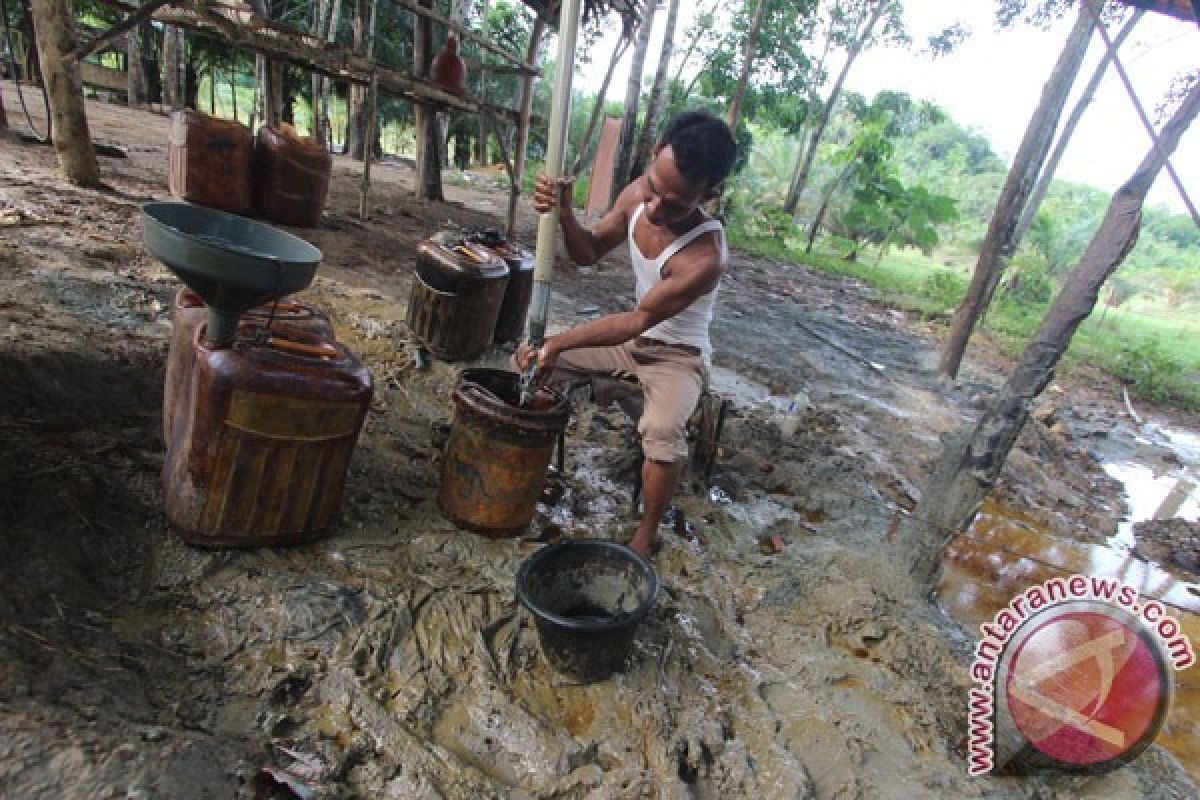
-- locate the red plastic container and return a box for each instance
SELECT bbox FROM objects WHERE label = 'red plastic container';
[163,321,372,547]
[253,125,333,228]
[167,110,254,215]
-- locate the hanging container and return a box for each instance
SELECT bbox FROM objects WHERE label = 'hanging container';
[253,125,333,228]
[163,322,373,548]
[408,234,509,361]
[438,368,569,537]
[516,539,660,682]
[431,35,468,96]
[167,110,254,215]
[470,232,534,345]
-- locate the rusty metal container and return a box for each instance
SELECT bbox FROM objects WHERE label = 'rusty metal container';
[167,110,254,215]
[408,234,509,361]
[163,322,373,547]
[438,368,570,537]
[469,232,534,345]
[253,125,333,228]
[164,288,335,442]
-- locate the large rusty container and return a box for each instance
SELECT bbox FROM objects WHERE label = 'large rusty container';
[253,125,333,228]
[438,368,570,537]
[164,288,335,442]
[167,110,254,215]
[408,234,509,361]
[163,322,373,547]
[470,232,534,345]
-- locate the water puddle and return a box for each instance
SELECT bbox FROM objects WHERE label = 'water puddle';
[938,421,1200,782]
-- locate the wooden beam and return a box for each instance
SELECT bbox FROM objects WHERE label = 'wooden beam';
[89,0,528,123]
[68,0,174,63]
[1113,0,1196,23]
[385,0,538,75]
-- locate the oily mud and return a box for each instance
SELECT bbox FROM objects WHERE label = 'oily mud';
[2,85,1198,798]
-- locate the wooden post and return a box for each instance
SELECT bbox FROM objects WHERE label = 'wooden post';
[910,78,1200,588]
[475,0,490,165]
[359,71,378,220]
[507,15,546,238]
[938,0,1099,380]
[30,0,101,186]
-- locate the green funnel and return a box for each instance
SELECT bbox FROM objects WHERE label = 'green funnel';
[141,202,322,346]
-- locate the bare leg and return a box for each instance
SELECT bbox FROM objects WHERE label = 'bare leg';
[629,457,684,556]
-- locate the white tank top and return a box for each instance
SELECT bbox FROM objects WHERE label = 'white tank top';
[629,203,726,357]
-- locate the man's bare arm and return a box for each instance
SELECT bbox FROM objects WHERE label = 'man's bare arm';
[517,247,721,373]
[533,176,643,266]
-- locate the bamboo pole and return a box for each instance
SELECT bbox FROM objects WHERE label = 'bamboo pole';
[525,0,581,347]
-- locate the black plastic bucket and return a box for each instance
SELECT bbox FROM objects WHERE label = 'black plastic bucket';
[516,539,660,682]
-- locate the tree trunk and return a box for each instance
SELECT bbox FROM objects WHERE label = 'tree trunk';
[938,0,1098,380]
[1012,8,1144,250]
[311,0,342,148]
[161,25,185,110]
[229,67,238,122]
[784,0,886,216]
[782,22,835,214]
[572,32,630,175]
[508,15,547,236]
[910,77,1200,588]
[726,0,767,133]
[671,0,718,88]
[630,0,681,180]
[248,0,282,126]
[126,26,147,107]
[30,0,100,186]
[347,0,370,159]
[804,160,852,252]
[476,0,490,164]
[611,2,656,206]
[413,0,442,200]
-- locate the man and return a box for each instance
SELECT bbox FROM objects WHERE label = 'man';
[517,110,737,557]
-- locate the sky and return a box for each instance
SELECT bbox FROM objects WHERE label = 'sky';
[572,1,1199,216]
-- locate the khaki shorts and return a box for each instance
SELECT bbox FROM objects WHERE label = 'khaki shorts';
[547,338,706,463]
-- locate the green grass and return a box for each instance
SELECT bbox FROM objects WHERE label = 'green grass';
[731,229,1200,411]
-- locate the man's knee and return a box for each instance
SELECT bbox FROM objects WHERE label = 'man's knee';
[639,422,689,463]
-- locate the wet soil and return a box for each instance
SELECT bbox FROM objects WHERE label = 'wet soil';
[1,84,1197,798]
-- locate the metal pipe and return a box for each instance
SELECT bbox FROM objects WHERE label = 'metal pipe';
[526,0,581,347]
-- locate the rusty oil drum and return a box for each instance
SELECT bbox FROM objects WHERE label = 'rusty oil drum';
[438,368,570,537]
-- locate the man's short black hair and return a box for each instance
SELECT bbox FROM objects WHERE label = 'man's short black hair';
[659,110,737,189]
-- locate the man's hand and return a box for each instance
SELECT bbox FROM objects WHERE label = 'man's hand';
[515,339,558,382]
[532,173,575,214]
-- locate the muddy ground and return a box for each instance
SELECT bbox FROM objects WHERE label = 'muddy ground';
[1,84,1197,799]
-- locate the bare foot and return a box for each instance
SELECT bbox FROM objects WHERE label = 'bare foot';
[627,534,661,558]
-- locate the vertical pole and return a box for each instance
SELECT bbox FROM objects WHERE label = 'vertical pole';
[358,71,378,220]
[525,0,580,345]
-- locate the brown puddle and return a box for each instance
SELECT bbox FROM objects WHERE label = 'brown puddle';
[938,498,1200,781]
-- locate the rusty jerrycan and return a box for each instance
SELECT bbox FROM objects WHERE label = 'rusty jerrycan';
[253,125,333,228]
[408,233,509,361]
[163,321,373,547]
[167,110,254,215]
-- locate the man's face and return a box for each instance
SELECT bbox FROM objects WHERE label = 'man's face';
[640,146,712,228]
